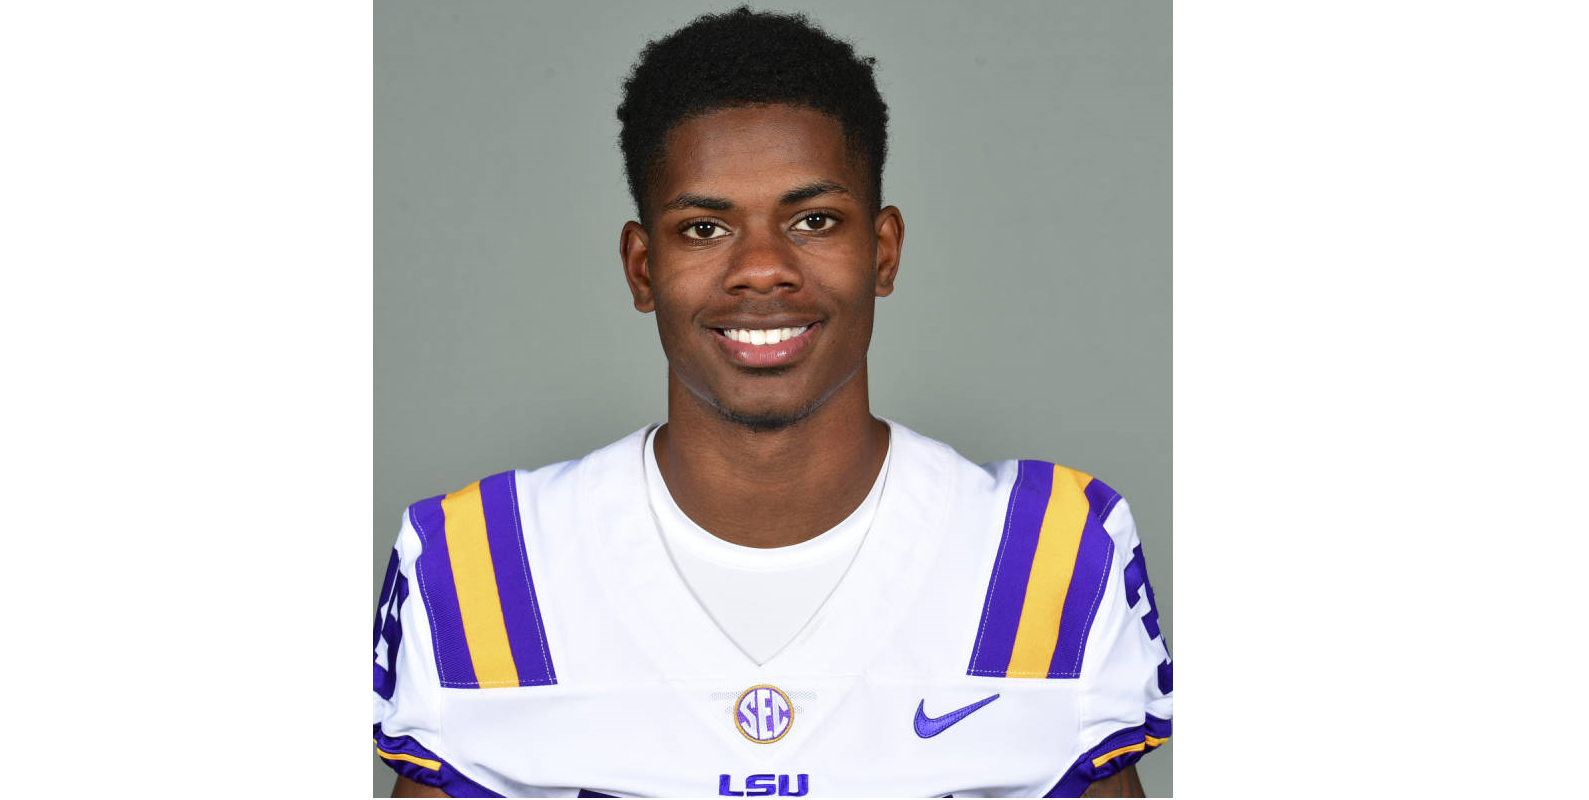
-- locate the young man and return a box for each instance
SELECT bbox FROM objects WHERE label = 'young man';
[374,8,1171,797]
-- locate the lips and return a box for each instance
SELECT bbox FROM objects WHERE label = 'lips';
[719,325,809,345]
[710,321,819,368]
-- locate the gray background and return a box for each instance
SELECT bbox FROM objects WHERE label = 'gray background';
[376,0,1169,795]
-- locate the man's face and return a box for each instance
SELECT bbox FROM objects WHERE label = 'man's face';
[620,104,903,430]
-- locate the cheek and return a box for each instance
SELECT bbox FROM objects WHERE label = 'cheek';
[818,271,878,322]
[652,303,688,350]
[649,281,703,358]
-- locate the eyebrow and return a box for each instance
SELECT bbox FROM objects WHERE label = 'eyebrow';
[661,193,733,213]
[659,181,852,213]
[779,180,850,205]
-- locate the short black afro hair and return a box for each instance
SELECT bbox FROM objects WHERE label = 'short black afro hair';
[617,6,889,225]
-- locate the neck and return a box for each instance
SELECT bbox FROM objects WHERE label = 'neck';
[654,364,890,548]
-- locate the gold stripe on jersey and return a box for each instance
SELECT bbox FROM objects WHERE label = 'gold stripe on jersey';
[1090,736,1169,768]
[441,482,521,688]
[375,745,441,771]
[1005,465,1092,677]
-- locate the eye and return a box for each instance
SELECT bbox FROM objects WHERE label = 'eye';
[792,213,836,232]
[681,221,730,240]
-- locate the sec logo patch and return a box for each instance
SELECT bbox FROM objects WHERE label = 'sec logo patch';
[734,685,793,743]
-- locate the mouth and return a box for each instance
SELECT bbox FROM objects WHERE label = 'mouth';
[715,324,810,346]
[709,322,819,368]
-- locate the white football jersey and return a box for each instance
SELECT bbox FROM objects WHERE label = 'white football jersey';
[373,422,1172,797]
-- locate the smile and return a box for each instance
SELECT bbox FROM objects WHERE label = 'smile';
[711,323,818,367]
[718,325,809,345]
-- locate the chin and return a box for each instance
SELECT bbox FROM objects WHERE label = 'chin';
[714,399,817,433]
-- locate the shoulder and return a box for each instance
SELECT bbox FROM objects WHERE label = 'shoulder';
[388,426,651,690]
[394,424,653,593]
[992,458,1129,533]
[884,419,1128,530]
[907,429,1139,682]
[402,426,652,538]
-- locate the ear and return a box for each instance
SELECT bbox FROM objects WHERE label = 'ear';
[872,205,904,297]
[620,220,654,312]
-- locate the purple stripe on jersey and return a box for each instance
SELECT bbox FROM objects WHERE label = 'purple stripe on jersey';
[479,471,557,686]
[968,460,1052,677]
[1045,514,1115,678]
[1083,476,1122,526]
[375,723,502,797]
[1144,713,1171,740]
[1044,714,1172,797]
[577,791,617,798]
[409,496,479,688]
[1158,661,1173,694]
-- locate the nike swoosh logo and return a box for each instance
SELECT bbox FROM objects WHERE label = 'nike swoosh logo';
[914,694,1000,738]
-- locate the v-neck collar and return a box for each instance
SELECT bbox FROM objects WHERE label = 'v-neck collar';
[584,420,956,677]
[642,423,888,571]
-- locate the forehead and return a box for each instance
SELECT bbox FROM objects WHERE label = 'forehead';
[652,104,858,209]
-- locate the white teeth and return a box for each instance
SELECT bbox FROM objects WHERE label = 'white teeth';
[722,325,809,345]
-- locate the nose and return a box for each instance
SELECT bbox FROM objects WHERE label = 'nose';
[722,224,802,295]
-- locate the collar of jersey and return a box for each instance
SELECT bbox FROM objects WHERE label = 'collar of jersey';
[580,418,955,674]
[642,423,892,570]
